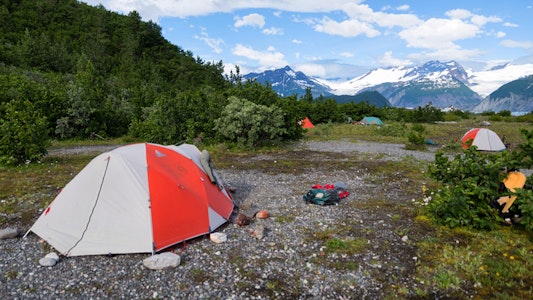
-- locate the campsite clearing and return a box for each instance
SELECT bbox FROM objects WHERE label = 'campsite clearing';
[1,121,533,299]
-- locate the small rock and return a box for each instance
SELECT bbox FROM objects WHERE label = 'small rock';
[401,235,409,242]
[255,210,269,219]
[0,227,19,240]
[39,252,59,267]
[143,252,181,270]
[210,232,227,244]
[236,213,253,226]
[250,224,265,239]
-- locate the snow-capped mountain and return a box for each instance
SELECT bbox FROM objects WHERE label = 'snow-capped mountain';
[242,61,533,111]
[326,61,481,110]
[467,63,533,97]
[473,74,533,113]
[243,66,332,98]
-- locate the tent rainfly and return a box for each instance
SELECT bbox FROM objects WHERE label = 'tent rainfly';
[359,116,383,125]
[301,117,315,129]
[25,143,234,256]
[461,128,506,151]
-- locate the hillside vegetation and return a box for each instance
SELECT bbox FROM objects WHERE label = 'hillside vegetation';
[6,0,533,165]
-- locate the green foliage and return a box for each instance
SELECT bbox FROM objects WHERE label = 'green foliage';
[214,96,287,148]
[427,147,507,229]
[514,188,533,231]
[409,103,445,123]
[374,122,407,137]
[406,123,427,150]
[427,129,533,231]
[0,99,49,164]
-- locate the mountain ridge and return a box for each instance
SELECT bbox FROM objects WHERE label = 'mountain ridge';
[243,61,533,112]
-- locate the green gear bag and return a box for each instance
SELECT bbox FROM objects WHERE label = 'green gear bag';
[303,188,341,206]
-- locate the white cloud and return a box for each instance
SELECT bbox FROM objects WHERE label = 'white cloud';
[194,31,224,53]
[339,52,354,58]
[234,13,265,28]
[232,44,288,69]
[408,47,483,63]
[343,3,420,28]
[294,64,328,77]
[262,27,284,35]
[446,9,501,26]
[495,31,506,38]
[314,17,380,38]
[500,39,533,49]
[445,9,472,20]
[378,51,412,66]
[399,18,480,49]
[503,22,519,27]
[82,0,364,20]
[396,5,410,11]
[292,39,303,44]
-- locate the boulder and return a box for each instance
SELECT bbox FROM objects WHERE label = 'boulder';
[143,252,181,270]
[210,232,227,244]
[39,252,59,267]
[0,227,19,240]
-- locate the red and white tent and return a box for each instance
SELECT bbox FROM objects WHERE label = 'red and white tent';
[461,128,506,151]
[26,143,234,256]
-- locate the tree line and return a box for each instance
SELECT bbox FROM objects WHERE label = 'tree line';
[0,0,501,164]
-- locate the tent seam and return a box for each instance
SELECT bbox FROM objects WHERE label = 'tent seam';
[65,156,111,256]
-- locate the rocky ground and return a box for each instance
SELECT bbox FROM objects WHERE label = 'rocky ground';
[1,140,451,299]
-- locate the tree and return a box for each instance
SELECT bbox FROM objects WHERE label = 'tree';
[0,99,49,165]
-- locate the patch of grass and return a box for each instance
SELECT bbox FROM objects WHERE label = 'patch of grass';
[5,269,18,279]
[325,237,368,255]
[274,214,295,223]
[0,154,96,225]
[415,226,533,298]
[189,269,211,283]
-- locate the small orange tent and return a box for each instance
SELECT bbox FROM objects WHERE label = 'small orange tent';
[301,117,315,129]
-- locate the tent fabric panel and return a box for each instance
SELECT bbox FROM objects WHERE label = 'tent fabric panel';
[207,206,229,231]
[29,149,154,256]
[28,152,114,255]
[170,144,234,209]
[146,144,211,251]
[461,128,480,149]
[67,150,153,256]
[301,117,315,129]
[360,116,383,125]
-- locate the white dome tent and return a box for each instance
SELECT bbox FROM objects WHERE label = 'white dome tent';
[461,128,506,152]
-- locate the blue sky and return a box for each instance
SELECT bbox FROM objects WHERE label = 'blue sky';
[83,0,533,80]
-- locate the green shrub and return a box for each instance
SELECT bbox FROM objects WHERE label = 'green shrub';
[0,99,50,165]
[406,123,426,150]
[426,129,533,231]
[214,96,287,148]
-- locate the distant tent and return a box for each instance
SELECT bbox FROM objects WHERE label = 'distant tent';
[301,117,315,129]
[359,116,384,126]
[461,128,506,151]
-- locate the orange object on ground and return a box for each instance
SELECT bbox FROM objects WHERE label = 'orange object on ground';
[496,171,526,213]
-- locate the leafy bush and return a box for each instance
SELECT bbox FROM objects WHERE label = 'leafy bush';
[0,99,49,165]
[214,96,287,148]
[406,123,427,150]
[426,130,533,231]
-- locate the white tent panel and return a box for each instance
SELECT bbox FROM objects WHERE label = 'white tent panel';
[29,146,154,256]
[472,129,506,151]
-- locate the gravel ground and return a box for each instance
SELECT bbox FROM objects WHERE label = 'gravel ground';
[1,140,445,299]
